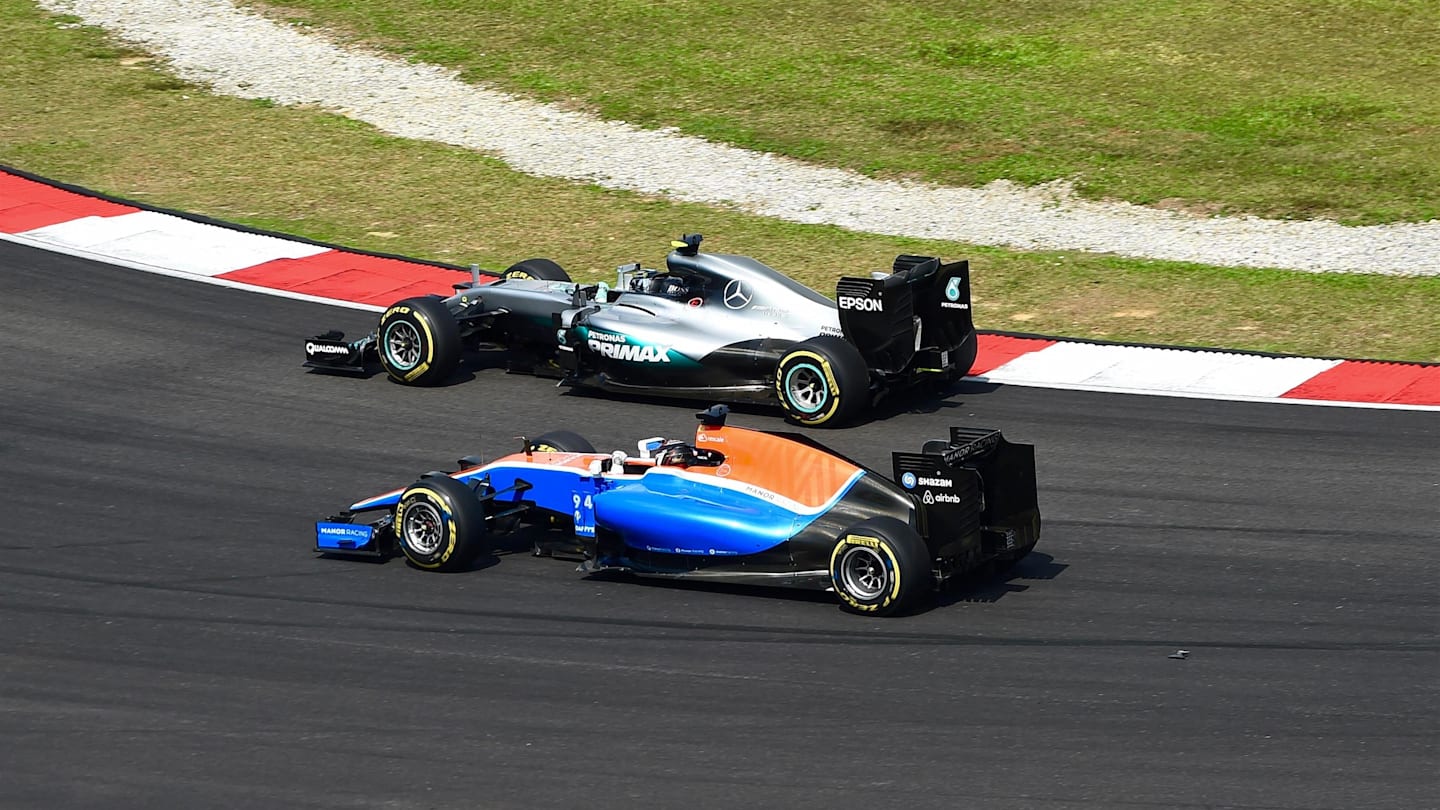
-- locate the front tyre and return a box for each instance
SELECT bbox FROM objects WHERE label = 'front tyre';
[502,258,571,282]
[830,517,929,616]
[775,335,869,427]
[394,475,487,571]
[528,430,595,453]
[377,296,461,386]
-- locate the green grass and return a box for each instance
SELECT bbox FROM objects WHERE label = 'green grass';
[1,0,1437,361]
[247,0,1440,225]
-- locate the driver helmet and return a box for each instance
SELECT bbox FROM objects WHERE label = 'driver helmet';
[659,276,689,297]
[629,274,689,298]
[655,442,698,467]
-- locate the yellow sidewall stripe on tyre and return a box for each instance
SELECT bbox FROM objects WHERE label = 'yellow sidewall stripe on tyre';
[780,350,841,424]
[400,314,436,383]
[830,533,902,611]
[397,487,457,568]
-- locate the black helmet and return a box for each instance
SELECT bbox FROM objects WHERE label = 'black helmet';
[655,442,698,467]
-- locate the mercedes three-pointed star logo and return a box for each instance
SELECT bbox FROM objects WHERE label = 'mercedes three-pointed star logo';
[723,279,752,310]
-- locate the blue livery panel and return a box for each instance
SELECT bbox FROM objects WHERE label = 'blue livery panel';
[473,464,603,535]
[343,451,868,560]
[316,522,375,552]
[595,472,801,556]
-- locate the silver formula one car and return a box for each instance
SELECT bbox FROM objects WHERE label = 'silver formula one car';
[304,234,977,426]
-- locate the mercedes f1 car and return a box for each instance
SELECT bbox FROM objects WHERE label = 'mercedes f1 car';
[314,405,1040,616]
[304,234,978,426]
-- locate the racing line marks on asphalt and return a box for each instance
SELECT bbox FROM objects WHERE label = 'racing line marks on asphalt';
[3,563,1433,652]
[2,166,1436,409]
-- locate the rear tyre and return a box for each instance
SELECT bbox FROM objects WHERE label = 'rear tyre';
[528,430,595,453]
[377,296,461,386]
[394,475,487,571]
[503,258,571,282]
[830,516,929,616]
[775,335,869,427]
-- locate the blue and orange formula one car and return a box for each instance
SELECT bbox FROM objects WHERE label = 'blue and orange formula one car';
[315,406,1040,615]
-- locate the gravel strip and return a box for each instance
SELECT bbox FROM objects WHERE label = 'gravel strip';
[38,0,1440,276]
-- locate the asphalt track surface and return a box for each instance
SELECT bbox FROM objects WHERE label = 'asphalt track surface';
[2,239,1436,809]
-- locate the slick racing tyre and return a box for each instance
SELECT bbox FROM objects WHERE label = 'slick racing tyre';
[377,296,462,386]
[775,336,869,427]
[528,430,596,453]
[502,258,571,282]
[830,517,929,616]
[394,475,487,571]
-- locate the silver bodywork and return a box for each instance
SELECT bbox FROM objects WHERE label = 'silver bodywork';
[304,237,977,412]
[467,248,848,398]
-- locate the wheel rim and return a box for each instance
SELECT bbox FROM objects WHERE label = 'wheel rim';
[401,500,445,556]
[783,363,828,414]
[383,321,423,370]
[839,546,889,601]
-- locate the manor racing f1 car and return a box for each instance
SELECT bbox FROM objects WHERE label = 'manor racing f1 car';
[303,234,978,426]
[314,405,1040,616]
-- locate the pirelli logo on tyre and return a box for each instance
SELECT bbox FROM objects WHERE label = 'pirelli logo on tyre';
[378,300,448,384]
[395,487,457,569]
[776,350,842,424]
[830,533,903,613]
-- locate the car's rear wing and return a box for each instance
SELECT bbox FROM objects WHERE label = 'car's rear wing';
[891,426,1040,560]
[835,255,975,376]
